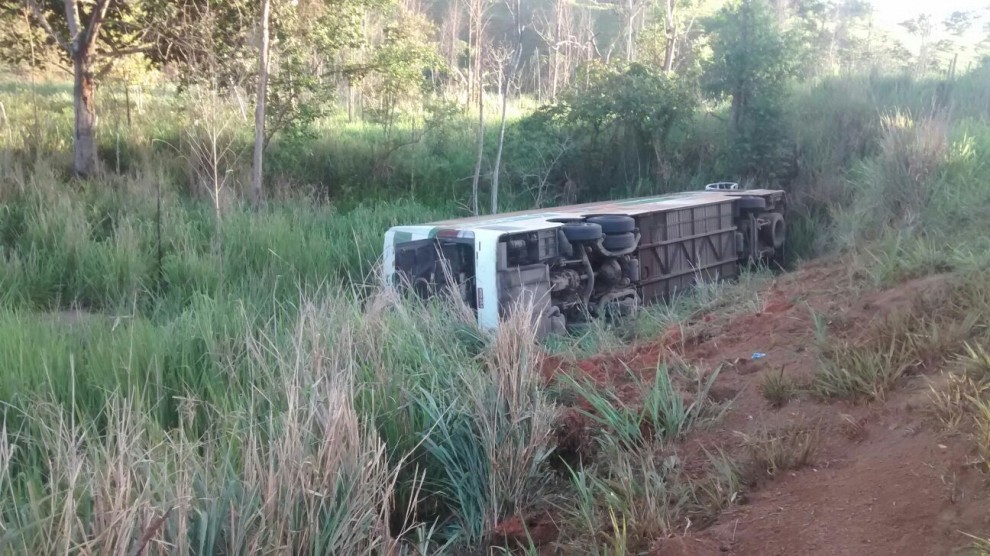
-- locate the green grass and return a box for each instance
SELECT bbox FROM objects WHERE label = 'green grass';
[561,362,723,451]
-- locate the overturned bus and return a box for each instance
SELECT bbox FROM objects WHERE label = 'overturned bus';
[383,187,786,336]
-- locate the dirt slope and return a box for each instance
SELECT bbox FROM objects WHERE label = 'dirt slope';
[544,259,990,555]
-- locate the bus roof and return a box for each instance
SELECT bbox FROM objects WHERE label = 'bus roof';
[416,189,782,234]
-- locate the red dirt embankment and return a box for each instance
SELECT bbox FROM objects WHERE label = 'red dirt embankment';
[534,259,989,555]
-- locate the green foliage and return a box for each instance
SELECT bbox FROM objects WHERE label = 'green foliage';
[0,166,447,316]
[525,63,698,200]
[704,0,803,182]
[1,11,990,550]
[366,6,445,138]
[561,445,742,551]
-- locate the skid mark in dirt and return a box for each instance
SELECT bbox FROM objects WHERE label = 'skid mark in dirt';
[542,260,989,555]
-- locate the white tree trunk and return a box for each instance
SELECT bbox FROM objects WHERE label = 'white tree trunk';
[251,0,271,206]
[491,49,521,215]
[663,0,677,73]
[470,86,484,216]
[626,0,636,63]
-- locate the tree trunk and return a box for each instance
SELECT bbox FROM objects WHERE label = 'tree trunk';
[72,54,99,177]
[662,0,677,73]
[625,0,636,63]
[251,0,271,207]
[466,5,474,106]
[491,49,521,216]
[731,89,745,131]
[470,87,484,216]
[347,80,354,123]
[551,0,565,100]
[469,0,486,215]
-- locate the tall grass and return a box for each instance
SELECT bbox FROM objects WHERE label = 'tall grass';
[0,161,447,315]
[0,284,559,552]
[1,300,413,554]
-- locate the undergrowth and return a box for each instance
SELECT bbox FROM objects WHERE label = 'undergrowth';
[930,343,990,473]
[561,362,724,451]
[560,443,741,553]
[815,274,990,401]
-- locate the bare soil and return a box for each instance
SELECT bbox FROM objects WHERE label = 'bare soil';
[532,259,990,555]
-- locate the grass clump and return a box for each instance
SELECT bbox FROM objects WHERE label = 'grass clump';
[962,532,990,555]
[0,287,558,553]
[813,330,920,401]
[0,304,417,554]
[930,343,990,473]
[739,423,819,478]
[561,362,722,451]
[929,343,990,430]
[760,367,799,408]
[561,444,742,553]
[814,272,990,402]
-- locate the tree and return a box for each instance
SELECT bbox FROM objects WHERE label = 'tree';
[534,0,576,100]
[662,0,677,72]
[535,63,697,196]
[491,0,526,214]
[899,14,935,73]
[19,0,157,177]
[366,8,443,140]
[464,0,492,215]
[621,0,646,62]
[464,0,493,107]
[939,10,977,74]
[252,0,271,206]
[704,0,801,180]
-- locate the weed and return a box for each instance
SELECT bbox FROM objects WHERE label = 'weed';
[739,423,819,478]
[929,372,990,431]
[928,343,990,474]
[808,306,831,348]
[559,443,741,553]
[561,362,722,451]
[814,312,942,401]
[760,367,798,408]
[815,277,988,402]
[814,333,918,401]
[687,448,744,521]
[838,413,868,442]
[962,532,990,555]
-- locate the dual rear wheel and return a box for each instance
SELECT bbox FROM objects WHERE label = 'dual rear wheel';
[558,214,638,248]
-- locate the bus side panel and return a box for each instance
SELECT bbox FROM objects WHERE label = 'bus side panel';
[635,200,739,303]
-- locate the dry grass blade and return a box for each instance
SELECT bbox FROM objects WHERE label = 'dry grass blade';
[128,507,172,556]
